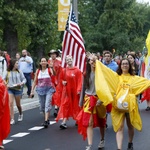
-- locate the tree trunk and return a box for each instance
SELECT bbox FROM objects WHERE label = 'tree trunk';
[3,23,18,58]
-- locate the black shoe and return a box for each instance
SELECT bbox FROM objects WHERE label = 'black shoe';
[0,146,4,149]
[106,124,108,129]
[47,119,50,125]
[127,142,133,150]
[60,123,67,129]
[75,123,78,126]
[53,109,58,117]
[42,121,49,128]
[145,106,150,111]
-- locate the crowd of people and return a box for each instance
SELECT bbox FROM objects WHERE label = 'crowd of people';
[0,48,150,150]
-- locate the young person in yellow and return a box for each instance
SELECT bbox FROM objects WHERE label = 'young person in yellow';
[95,58,150,150]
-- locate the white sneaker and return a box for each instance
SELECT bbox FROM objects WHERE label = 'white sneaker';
[85,145,92,150]
[98,140,105,148]
[10,119,15,125]
[18,114,23,121]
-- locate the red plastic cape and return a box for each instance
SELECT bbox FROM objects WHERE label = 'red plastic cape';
[0,78,10,144]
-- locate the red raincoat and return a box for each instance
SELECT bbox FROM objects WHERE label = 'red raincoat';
[0,78,10,145]
[56,67,82,121]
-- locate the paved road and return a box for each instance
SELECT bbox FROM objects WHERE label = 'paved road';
[4,98,150,150]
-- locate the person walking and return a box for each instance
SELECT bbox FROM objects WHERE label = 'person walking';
[4,59,26,125]
[0,77,10,149]
[102,51,118,128]
[30,57,55,128]
[55,55,82,129]
[48,49,62,117]
[76,54,106,150]
[0,51,7,79]
[19,49,33,97]
[95,58,150,150]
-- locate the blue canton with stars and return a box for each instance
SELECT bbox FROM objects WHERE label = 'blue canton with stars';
[65,8,78,31]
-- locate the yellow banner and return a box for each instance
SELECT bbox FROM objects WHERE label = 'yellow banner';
[58,0,70,31]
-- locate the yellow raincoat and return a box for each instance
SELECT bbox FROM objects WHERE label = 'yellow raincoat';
[95,60,150,132]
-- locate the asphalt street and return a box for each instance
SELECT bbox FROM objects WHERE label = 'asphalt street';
[4,99,150,150]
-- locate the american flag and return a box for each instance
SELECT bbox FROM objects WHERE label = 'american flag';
[61,4,86,73]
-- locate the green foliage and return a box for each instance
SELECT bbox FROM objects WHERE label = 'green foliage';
[78,0,150,54]
[0,0,150,57]
[0,0,61,56]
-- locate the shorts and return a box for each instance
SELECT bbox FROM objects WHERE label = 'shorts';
[8,89,23,96]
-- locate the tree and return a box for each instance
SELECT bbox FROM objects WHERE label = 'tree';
[78,0,150,54]
[0,0,61,58]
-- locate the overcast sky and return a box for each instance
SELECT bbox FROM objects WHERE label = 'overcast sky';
[137,0,150,4]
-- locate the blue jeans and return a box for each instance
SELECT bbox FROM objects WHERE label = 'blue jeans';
[24,73,31,96]
[38,93,53,113]
[8,89,23,96]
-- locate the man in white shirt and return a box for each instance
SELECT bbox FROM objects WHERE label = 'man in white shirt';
[19,49,33,97]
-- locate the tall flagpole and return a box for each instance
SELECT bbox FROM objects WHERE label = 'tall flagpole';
[72,0,78,21]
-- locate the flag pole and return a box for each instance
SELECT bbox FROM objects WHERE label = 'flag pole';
[72,0,78,21]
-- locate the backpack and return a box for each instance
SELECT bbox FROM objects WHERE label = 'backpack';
[113,78,132,112]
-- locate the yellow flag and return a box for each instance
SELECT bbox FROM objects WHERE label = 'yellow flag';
[145,31,150,67]
[95,60,114,106]
[58,0,70,31]
[146,30,150,56]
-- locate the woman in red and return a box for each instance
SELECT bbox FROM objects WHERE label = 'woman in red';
[76,55,106,150]
[0,77,10,149]
[56,55,82,129]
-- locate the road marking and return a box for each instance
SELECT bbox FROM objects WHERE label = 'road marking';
[11,132,30,137]
[28,126,44,130]
[50,121,56,125]
[3,140,13,144]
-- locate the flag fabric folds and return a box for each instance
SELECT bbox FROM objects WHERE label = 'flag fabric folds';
[146,30,150,56]
[61,4,86,73]
[144,30,150,79]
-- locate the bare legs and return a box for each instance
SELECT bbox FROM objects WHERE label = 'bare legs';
[9,94,22,120]
[116,118,125,150]
[116,114,134,150]
[87,115,93,146]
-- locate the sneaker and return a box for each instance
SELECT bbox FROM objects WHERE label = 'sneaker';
[10,119,15,125]
[18,114,23,121]
[127,142,133,150]
[145,106,150,111]
[85,145,92,150]
[106,124,108,129]
[42,121,49,128]
[47,119,50,125]
[98,140,105,149]
[60,123,67,129]
[0,145,4,149]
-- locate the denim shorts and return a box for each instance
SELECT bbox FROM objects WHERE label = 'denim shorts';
[8,89,23,96]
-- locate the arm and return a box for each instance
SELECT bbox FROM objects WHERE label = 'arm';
[30,69,38,95]
[19,71,26,85]
[76,69,82,94]
[25,56,33,64]
[131,75,150,95]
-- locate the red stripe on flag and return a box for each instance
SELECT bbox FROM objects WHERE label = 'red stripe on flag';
[61,5,86,73]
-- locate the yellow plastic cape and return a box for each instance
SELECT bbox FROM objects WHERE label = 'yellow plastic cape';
[95,60,150,132]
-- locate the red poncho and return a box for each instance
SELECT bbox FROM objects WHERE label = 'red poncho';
[0,78,10,145]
